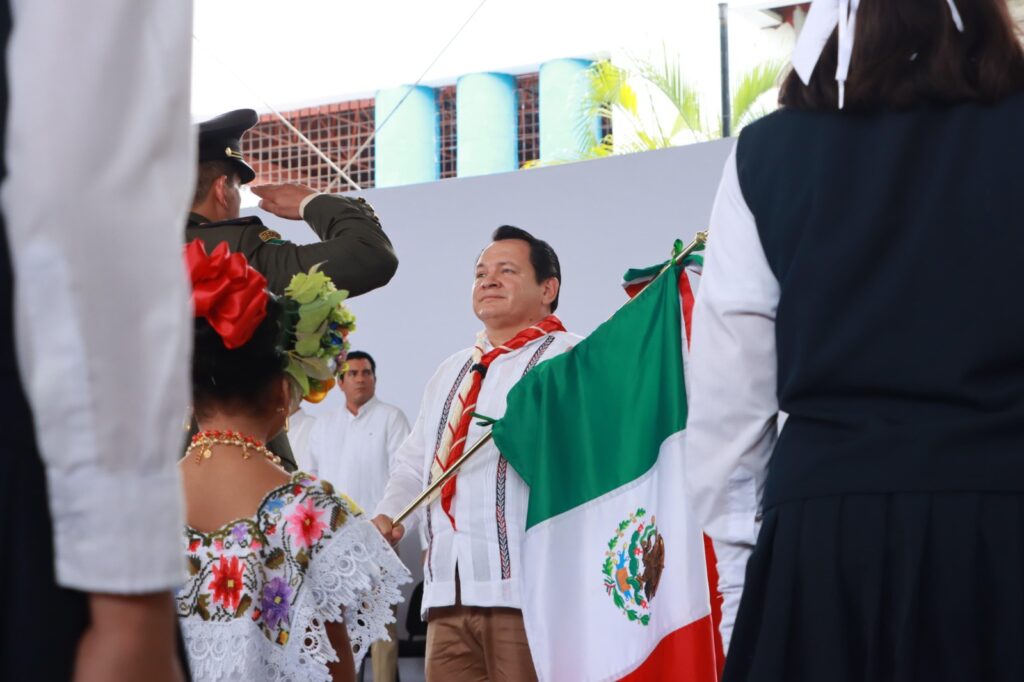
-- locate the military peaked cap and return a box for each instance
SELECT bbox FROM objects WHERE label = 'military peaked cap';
[198,108,258,184]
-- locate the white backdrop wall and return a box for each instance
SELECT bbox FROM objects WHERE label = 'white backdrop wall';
[245,139,734,636]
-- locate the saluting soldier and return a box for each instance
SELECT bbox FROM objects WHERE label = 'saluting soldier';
[186,108,398,295]
[187,109,399,471]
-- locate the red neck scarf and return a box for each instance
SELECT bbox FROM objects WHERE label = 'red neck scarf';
[431,314,566,528]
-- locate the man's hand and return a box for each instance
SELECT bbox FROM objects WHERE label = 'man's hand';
[372,514,405,548]
[251,183,318,220]
[74,592,184,682]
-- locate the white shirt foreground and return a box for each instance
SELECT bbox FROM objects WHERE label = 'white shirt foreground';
[5,0,194,592]
[377,331,579,615]
[307,397,410,514]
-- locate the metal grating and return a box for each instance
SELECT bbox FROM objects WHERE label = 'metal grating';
[516,73,540,167]
[437,85,458,179]
[240,71,549,188]
[243,100,376,191]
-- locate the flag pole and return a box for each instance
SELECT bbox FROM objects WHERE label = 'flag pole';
[662,230,708,278]
[393,431,494,525]
[390,230,708,527]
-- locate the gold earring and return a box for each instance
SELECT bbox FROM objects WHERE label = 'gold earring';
[285,414,290,433]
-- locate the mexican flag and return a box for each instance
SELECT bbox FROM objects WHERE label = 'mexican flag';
[492,251,722,681]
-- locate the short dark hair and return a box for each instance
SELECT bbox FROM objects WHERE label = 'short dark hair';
[780,0,1024,112]
[192,296,287,419]
[344,350,376,376]
[193,160,238,206]
[490,225,562,312]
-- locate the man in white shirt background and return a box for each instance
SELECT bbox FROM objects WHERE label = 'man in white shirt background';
[287,404,318,471]
[372,226,579,681]
[306,350,410,682]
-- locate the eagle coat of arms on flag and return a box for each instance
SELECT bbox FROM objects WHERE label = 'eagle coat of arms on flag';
[602,508,666,626]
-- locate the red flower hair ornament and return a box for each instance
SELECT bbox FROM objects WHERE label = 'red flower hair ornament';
[185,239,269,349]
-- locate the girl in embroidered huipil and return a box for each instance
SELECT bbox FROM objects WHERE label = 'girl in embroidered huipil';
[176,240,409,682]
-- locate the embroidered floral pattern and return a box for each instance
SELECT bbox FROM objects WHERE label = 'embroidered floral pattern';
[231,523,248,545]
[261,577,292,630]
[175,472,411,682]
[176,473,357,644]
[286,498,327,549]
[208,555,246,610]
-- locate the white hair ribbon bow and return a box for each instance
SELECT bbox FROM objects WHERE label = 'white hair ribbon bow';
[790,0,965,109]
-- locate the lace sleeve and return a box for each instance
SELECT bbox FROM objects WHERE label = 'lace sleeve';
[293,517,412,672]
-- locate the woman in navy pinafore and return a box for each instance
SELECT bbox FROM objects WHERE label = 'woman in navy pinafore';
[685,1,1024,680]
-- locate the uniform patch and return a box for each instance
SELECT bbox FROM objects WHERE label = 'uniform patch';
[258,229,282,243]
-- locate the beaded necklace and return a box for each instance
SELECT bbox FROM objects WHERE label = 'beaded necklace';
[186,429,282,466]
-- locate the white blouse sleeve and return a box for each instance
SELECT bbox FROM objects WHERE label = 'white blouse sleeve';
[685,146,780,652]
[3,0,195,592]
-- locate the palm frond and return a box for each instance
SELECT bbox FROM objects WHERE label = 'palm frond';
[635,50,705,139]
[574,60,640,159]
[730,60,784,131]
[570,52,783,158]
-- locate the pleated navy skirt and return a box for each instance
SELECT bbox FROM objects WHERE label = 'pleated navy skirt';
[723,493,1024,682]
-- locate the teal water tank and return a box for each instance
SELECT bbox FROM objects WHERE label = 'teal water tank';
[539,58,598,164]
[374,85,439,187]
[456,72,518,177]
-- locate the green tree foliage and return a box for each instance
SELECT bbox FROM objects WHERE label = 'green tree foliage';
[577,53,784,159]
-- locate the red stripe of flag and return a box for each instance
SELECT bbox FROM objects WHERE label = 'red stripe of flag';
[618,615,721,682]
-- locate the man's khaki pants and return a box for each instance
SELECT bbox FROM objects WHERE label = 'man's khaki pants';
[425,603,538,682]
[370,608,398,682]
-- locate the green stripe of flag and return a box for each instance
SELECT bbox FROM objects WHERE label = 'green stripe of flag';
[622,263,664,284]
[492,264,686,529]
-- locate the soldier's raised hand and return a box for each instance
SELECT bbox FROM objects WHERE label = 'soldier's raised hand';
[251,183,318,220]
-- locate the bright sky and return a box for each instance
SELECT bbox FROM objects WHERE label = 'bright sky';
[191,0,785,119]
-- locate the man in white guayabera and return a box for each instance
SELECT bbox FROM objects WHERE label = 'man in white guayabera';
[373,226,580,681]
